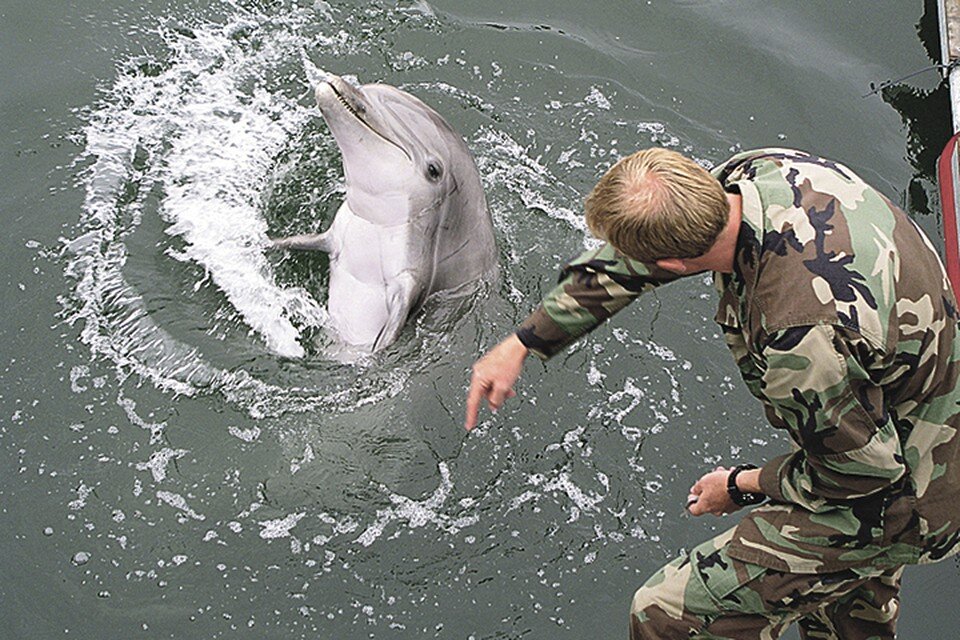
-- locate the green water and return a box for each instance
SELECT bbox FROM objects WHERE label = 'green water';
[2,1,958,638]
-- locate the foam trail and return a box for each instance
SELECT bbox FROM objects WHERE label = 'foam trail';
[71,9,328,377]
[475,126,586,234]
[156,25,325,358]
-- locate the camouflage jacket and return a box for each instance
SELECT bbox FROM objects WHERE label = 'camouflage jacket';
[517,148,960,574]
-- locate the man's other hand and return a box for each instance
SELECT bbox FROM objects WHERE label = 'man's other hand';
[687,467,739,517]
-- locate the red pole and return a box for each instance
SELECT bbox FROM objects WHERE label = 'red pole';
[937,132,960,297]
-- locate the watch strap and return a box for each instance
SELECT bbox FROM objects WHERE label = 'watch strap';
[727,464,765,507]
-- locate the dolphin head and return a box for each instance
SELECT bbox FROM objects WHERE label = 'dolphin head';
[315,75,479,228]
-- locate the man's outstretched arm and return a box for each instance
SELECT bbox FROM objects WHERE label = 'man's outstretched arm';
[464,242,683,430]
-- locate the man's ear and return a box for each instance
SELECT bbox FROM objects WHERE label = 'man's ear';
[655,258,687,274]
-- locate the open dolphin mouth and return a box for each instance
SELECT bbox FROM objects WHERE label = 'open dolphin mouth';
[323,80,413,162]
[328,81,364,120]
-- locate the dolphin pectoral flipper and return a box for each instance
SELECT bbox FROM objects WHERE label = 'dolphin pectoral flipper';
[269,231,334,252]
[372,272,425,351]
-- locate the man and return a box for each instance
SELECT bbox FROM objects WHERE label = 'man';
[464,147,960,639]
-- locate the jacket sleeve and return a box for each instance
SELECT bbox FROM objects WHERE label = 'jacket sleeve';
[515,243,682,359]
[756,324,905,510]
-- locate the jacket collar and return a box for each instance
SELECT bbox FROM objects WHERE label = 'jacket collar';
[713,180,764,327]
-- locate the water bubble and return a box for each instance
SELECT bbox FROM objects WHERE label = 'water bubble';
[43,527,54,536]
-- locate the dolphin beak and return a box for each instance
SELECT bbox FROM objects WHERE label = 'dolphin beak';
[315,80,367,136]
[316,76,367,118]
[316,78,413,163]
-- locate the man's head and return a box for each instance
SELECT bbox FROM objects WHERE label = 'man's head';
[584,148,729,263]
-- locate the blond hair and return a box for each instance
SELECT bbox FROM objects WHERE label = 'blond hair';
[584,148,729,262]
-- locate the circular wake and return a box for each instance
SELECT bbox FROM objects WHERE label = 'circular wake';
[64,6,438,416]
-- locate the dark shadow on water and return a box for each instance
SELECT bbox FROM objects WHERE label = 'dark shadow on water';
[879,0,953,221]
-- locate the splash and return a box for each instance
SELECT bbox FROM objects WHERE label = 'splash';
[71,8,322,361]
[63,6,410,417]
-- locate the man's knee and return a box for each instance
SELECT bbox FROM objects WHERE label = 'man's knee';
[630,529,743,639]
[629,559,702,639]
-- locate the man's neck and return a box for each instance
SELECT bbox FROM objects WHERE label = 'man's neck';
[682,194,742,274]
[711,193,743,274]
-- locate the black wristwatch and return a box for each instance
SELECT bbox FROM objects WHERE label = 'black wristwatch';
[727,464,765,507]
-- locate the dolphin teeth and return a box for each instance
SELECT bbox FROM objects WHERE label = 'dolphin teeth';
[330,84,362,121]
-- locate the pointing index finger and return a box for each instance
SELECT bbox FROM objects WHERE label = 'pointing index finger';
[464,377,489,431]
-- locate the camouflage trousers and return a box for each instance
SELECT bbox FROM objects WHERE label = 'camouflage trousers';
[630,527,903,640]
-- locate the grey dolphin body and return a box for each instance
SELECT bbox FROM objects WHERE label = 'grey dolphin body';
[272,76,496,352]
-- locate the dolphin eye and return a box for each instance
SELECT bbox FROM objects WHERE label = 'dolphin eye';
[426,162,443,181]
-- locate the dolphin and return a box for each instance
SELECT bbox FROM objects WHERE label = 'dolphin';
[271,75,496,353]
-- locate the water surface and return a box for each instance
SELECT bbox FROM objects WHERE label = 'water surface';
[1,1,958,637]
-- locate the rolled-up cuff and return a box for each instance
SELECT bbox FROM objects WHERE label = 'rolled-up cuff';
[758,452,794,504]
[515,305,576,360]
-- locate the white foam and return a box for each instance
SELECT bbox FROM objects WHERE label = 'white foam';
[158,71,325,358]
[289,444,315,475]
[258,512,307,539]
[474,127,586,235]
[117,395,167,445]
[527,471,605,523]
[156,490,206,521]
[583,86,612,111]
[69,481,96,511]
[227,425,261,442]
[355,462,477,547]
[135,447,189,483]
